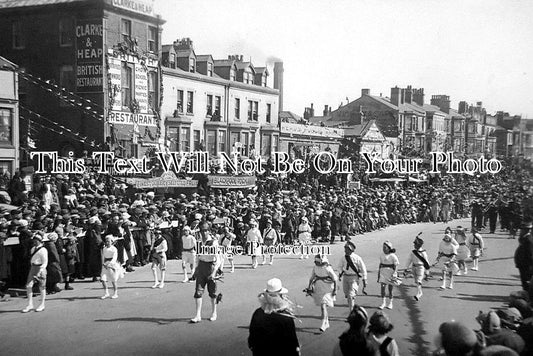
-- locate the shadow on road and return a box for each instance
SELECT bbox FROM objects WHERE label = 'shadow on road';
[441,294,508,303]
[94,317,191,325]
[397,284,432,356]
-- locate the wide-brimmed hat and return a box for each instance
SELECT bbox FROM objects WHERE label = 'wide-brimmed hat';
[264,278,288,294]
[383,240,393,250]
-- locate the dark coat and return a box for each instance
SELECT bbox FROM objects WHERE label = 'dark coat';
[248,308,299,356]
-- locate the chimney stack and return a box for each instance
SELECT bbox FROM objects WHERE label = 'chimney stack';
[430,95,451,114]
[413,88,424,106]
[404,85,412,104]
[323,105,329,116]
[273,62,284,111]
[390,86,400,106]
[361,88,370,96]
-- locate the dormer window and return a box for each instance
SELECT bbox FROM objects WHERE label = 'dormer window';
[207,62,213,77]
[189,58,195,72]
[262,75,267,87]
[230,69,236,81]
[169,53,176,68]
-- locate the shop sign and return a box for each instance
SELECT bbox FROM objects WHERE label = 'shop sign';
[109,110,157,126]
[111,0,154,16]
[128,171,197,188]
[208,175,257,189]
[280,122,344,138]
[76,19,104,92]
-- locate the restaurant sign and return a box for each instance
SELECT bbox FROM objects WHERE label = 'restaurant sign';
[128,171,197,188]
[76,19,103,92]
[208,175,257,189]
[109,111,157,127]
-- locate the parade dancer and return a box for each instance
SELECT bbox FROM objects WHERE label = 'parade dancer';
[190,222,222,323]
[150,229,168,289]
[246,220,263,269]
[377,241,400,310]
[404,234,430,301]
[219,226,235,273]
[306,254,338,332]
[100,235,123,299]
[22,233,48,313]
[338,241,367,313]
[261,219,278,265]
[469,227,484,271]
[455,226,470,275]
[298,216,312,259]
[181,226,196,282]
[434,233,458,290]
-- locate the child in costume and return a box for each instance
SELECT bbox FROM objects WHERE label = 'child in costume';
[404,233,430,301]
[306,254,338,332]
[377,240,400,310]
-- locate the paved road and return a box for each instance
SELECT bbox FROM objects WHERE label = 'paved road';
[0,219,522,356]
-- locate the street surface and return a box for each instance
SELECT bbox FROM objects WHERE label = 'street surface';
[0,219,522,356]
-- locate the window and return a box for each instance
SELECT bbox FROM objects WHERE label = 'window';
[207,62,213,77]
[273,135,279,153]
[262,134,271,156]
[207,130,216,155]
[206,94,213,116]
[148,71,157,110]
[0,109,13,145]
[218,131,226,154]
[266,103,271,123]
[214,96,221,118]
[247,100,253,121]
[59,65,75,91]
[250,132,256,152]
[243,133,249,156]
[230,69,236,81]
[193,130,201,150]
[121,19,131,42]
[186,91,194,114]
[231,132,240,150]
[0,161,13,182]
[253,101,258,121]
[121,63,133,108]
[59,65,75,107]
[234,98,240,120]
[168,127,178,151]
[12,21,25,49]
[181,128,190,151]
[148,26,157,52]
[177,90,184,113]
[169,53,176,68]
[59,18,74,47]
[262,75,267,87]
[189,58,195,72]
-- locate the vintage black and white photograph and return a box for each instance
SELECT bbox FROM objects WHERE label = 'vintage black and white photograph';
[0,0,532,355]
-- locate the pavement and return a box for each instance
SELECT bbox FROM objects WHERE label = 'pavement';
[0,218,522,356]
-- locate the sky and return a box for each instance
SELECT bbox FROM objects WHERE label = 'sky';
[154,0,533,118]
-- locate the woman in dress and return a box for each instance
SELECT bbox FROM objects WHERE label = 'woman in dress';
[469,227,484,271]
[377,241,400,310]
[298,216,312,259]
[455,226,470,275]
[246,220,262,269]
[150,229,168,289]
[306,254,338,332]
[100,235,122,299]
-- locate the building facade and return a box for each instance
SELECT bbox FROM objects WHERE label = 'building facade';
[0,0,164,157]
[0,57,20,177]
[161,39,280,159]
